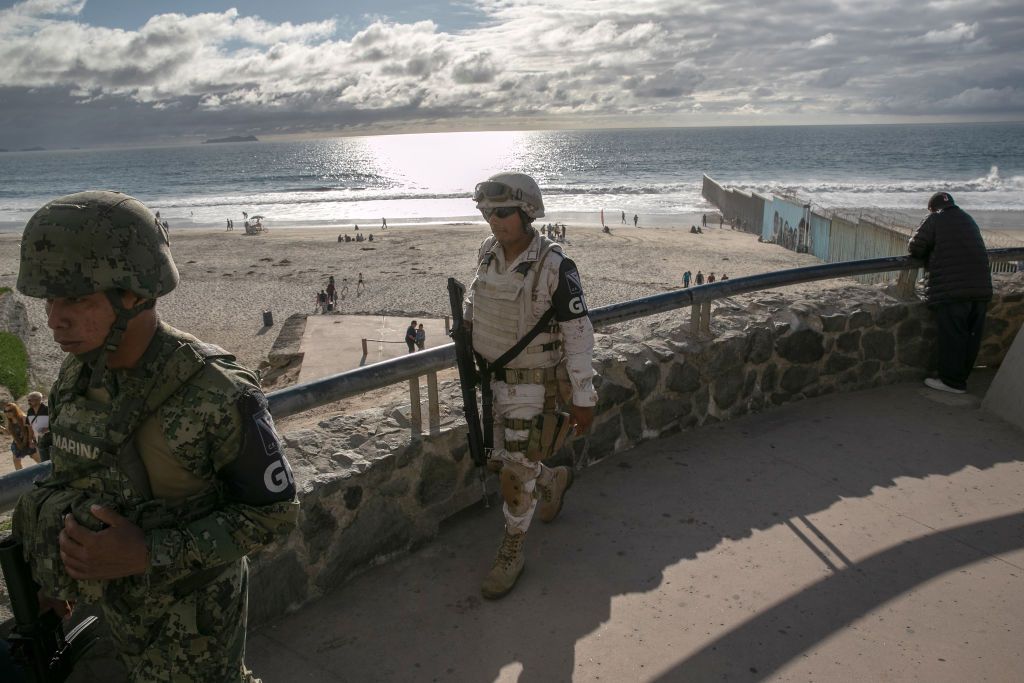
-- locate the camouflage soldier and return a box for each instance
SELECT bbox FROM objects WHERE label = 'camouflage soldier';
[11,191,299,682]
[468,173,597,599]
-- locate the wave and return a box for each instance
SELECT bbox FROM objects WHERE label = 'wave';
[749,166,1024,197]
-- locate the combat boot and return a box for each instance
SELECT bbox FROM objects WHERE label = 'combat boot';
[481,528,526,599]
[536,465,574,523]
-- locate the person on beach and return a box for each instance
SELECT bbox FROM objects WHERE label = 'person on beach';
[621,211,626,224]
[467,172,597,599]
[10,190,298,681]
[695,270,705,285]
[707,272,716,284]
[719,214,724,228]
[908,191,992,394]
[326,276,337,309]
[26,391,50,461]
[405,320,418,353]
[702,214,707,227]
[721,273,729,281]
[382,218,387,229]
[682,270,692,287]
[357,272,366,295]
[633,214,638,228]
[316,289,327,313]
[5,402,40,470]
[416,323,426,351]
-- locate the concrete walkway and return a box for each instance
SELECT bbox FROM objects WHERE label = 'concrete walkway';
[298,315,450,384]
[249,373,1024,682]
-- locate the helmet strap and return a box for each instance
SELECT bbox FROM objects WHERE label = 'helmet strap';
[87,291,156,389]
[517,208,535,231]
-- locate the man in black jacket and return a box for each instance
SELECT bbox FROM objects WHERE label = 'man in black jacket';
[908,192,992,394]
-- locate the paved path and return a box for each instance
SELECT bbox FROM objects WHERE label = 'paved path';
[249,373,1024,682]
[298,315,450,384]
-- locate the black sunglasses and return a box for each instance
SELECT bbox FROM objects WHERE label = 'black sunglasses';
[481,206,519,219]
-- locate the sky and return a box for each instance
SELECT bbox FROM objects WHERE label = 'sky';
[0,0,1022,149]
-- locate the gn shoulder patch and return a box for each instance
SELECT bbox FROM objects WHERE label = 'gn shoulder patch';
[219,391,296,505]
[554,257,589,321]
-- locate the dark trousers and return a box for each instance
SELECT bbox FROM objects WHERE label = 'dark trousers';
[932,300,987,390]
[406,341,415,354]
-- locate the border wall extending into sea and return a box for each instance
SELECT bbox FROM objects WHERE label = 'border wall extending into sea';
[701,174,1021,285]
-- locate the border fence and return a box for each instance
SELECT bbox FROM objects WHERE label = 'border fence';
[702,174,1024,284]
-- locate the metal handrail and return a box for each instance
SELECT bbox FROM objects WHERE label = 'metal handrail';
[270,249,1024,417]
[3,247,1023,512]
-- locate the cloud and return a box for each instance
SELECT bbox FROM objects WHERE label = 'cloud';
[0,0,1021,148]
[916,21,978,44]
[807,33,836,49]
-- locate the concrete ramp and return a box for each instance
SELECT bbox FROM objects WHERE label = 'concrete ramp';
[982,325,1024,430]
[297,314,449,384]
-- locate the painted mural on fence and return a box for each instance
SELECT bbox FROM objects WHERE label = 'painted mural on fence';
[762,197,807,250]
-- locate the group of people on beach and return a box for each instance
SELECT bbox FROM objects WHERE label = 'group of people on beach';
[315,273,366,312]
[681,270,728,287]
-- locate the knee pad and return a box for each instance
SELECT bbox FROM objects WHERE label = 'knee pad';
[500,465,533,516]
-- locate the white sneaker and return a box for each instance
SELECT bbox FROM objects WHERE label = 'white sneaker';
[924,378,966,394]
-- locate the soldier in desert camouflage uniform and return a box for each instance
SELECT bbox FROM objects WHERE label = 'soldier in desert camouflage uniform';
[11,191,299,682]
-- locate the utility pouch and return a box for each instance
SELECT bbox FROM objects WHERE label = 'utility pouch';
[525,411,572,462]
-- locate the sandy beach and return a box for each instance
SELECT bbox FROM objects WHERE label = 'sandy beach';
[0,216,838,384]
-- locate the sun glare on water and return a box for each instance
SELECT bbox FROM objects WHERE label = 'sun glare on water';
[353,130,534,193]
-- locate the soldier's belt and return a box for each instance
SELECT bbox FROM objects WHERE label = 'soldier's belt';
[493,366,560,385]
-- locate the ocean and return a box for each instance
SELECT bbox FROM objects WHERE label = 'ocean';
[1,122,1021,230]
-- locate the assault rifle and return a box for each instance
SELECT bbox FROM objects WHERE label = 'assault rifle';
[1,536,99,682]
[447,278,489,504]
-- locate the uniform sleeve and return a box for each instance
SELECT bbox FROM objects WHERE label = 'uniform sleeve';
[144,374,298,581]
[551,257,598,407]
[908,215,936,261]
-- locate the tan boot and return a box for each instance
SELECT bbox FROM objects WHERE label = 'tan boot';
[536,466,574,523]
[481,528,526,600]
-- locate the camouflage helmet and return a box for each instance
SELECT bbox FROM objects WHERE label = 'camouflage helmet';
[474,172,545,219]
[17,190,178,299]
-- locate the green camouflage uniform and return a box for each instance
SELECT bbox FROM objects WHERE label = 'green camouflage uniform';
[12,191,299,682]
[14,323,298,681]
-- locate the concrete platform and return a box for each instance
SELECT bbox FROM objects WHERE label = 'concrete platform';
[297,315,450,384]
[249,371,1024,682]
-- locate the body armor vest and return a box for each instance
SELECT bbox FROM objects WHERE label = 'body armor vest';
[14,324,232,603]
[471,235,563,368]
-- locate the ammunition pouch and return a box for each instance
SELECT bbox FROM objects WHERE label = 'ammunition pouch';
[503,411,571,462]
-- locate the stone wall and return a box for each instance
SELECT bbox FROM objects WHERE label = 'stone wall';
[247,276,1024,625]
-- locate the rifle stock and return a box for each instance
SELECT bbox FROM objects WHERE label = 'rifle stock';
[447,278,489,502]
[1,535,99,682]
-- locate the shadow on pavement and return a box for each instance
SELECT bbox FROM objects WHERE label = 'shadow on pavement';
[249,373,1023,681]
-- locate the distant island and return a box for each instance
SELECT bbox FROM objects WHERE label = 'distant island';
[0,147,45,152]
[204,135,258,144]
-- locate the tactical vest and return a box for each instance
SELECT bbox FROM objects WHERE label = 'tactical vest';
[471,235,563,368]
[13,324,233,603]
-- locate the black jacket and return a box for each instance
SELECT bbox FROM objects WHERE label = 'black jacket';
[907,206,992,304]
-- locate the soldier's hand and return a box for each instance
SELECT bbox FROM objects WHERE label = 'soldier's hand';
[37,592,74,619]
[59,505,150,580]
[570,405,594,435]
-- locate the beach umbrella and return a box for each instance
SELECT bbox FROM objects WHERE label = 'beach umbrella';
[251,215,265,220]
